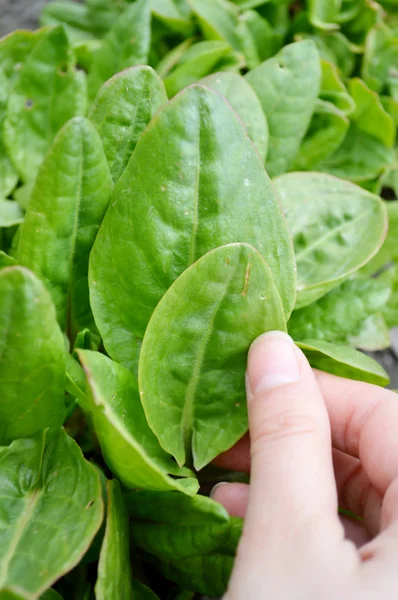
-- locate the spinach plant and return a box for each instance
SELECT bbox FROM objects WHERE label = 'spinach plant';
[0,0,397,597]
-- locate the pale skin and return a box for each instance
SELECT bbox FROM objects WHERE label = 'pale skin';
[211,331,398,600]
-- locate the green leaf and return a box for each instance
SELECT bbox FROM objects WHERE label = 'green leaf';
[363,23,398,95]
[288,277,392,345]
[319,59,356,115]
[155,554,234,596]
[0,29,46,81]
[0,430,103,599]
[89,66,167,183]
[87,0,151,101]
[0,200,23,228]
[163,41,233,97]
[40,1,101,43]
[12,182,34,211]
[360,200,398,274]
[349,312,391,351]
[298,32,358,78]
[18,117,112,338]
[127,491,230,560]
[296,339,390,386]
[245,40,321,176]
[132,580,160,600]
[151,0,195,36]
[95,480,133,600]
[139,243,286,469]
[292,99,349,170]
[199,71,268,161]
[188,0,241,51]
[40,589,63,600]
[0,267,65,445]
[77,350,199,495]
[4,26,87,183]
[382,265,398,327]
[156,38,195,78]
[0,251,16,268]
[319,78,396,181]
[308,0,341,30]
[274,172,388,307]
[90,84,295,372]
[236,9,277,69]
[0,68,18,198]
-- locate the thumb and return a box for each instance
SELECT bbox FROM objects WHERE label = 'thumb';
[243,331,341,551]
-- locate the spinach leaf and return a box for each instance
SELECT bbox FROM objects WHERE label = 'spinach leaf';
[236,9,278,69]
[274,172,387,307]
[18,117,112,339]
[90,84,295,372]
[163,40,233,97]
[188,0,241,51]
[0,429,103,599]
[127,491,230,560]
[0,69,17,198]
[87,0,151,100]
[289,277,392,346]
[297,339,390,385]
[132,580,160,599]
[96,480,133,600]
[245,40,321,176]
[77,349,199,494]
[139,243,286,469]
[89,65,167,183]
[0,267,65,445]
[199,71,269,161]
[151,0,194,36]
[360,200,398,275]
[4,26,87,183]
[320,78,396,181]
[0,200,23,227]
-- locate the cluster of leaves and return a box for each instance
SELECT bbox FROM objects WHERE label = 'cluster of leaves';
[0,0,398,598]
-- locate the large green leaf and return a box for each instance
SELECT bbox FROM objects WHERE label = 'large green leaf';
[320,78,396,181]
[289,277,391,345]
[245,40,321,176]
[89,66,167,183]
[308,0,341,30]
[77,350,199,495]
[127,491,230,560]
[297,339,390,385]
[139,243,286,469]
[95,480,133,600]
[163,41,233,97]
[0,430,103,599]
[4,26,87,183]
[274,172,387,308]
[87,0,151,101]
[0,267,65,445]
[90,84,295,372]
[199,71,268,161]
[18,117,112,338]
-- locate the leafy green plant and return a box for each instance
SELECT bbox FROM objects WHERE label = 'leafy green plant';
[0,0,397,597]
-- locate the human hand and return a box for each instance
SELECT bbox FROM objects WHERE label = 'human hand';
[212,331,398,599]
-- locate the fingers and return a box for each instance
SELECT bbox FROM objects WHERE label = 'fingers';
[212,433,250,473]
[315,371,398,496]
[243,332,342,552]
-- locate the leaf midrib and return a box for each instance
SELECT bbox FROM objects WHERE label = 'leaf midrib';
[180,265,236,465]
[0,488,41,588]
[295,210,372,262]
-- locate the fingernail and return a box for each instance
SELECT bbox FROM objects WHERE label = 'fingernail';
[210,482,228,500]
[247,331,300,395]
